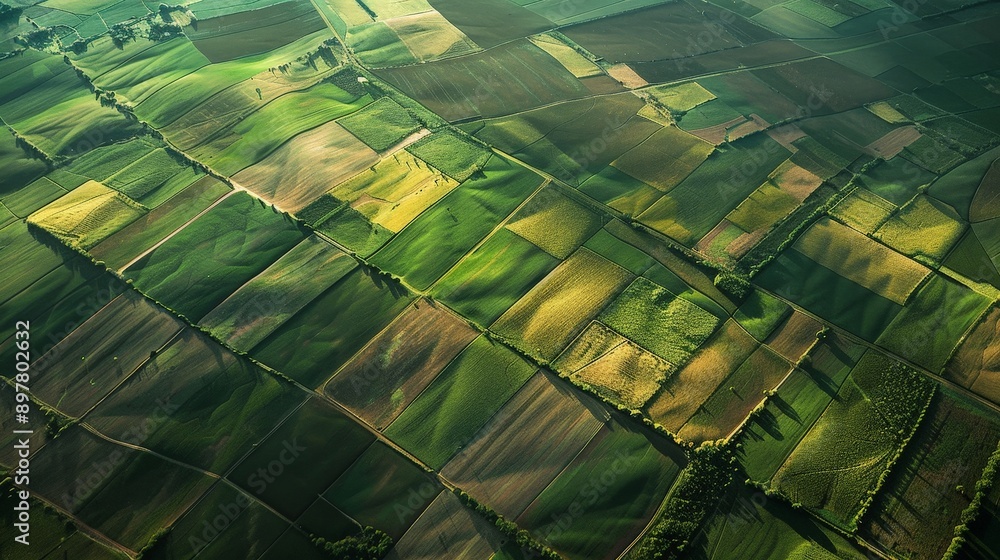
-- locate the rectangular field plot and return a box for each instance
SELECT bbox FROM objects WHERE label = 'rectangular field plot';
[30,427,213,551]
[795,218,930,305]
[186,0,326,63]
[188,80,372,176]
[492,247,634,362]
[86,328,306,473]
[0,52,141,156]
[28,180,146,250]
[32,291,185,418]
[472,93,659,186]
[90,176,231,271]
[376,39,608,121]
[517,417,686,560]
[227,397,375,518]
[877,273,992,373]
[124,191,306,321]
[370,155,543,290]
[0,222,71,305]
[199,235,357,351]
[556,321,675,409]
[862,389,1000,560]
[638,134,792,246]
[325,300,479,430]
[441,371,605,518]
[385,491,508,560]
[948,307,1000,405]
[734,289,791,341]
[232,120,380,213]
[771,350,935,531]
[690,483,869,560]
[598,276,721,365]
[756,247,903,341]
[611,125,715,193]
[505,185,604,259]
[384,335,536,469]
[678,345,790,443]
[432,228,561,327]
[250,266,412,388]
[324,441,439,539]
[144,483,289,560]
[738,331,866,482]
[561,1,771,63]
[337,96,423,152]
[645,319,759,432]
[326,149,460,233]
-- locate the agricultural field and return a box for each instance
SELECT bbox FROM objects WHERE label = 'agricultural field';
[369,154,543,290]
[325,300,479,429]
[384,335,536,469]
[6,0,1000,558]
[123,191,307,321]
[492,247,634,362]
[771,351,936,531]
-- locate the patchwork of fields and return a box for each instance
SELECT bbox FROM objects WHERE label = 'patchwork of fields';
[3,0,1000,559]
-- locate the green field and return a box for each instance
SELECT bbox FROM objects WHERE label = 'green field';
[492,247,634,361]
[250,266,412,387]
[124,192,306,321]
[370,155,542,290]
[772,350,935,531]
[517,418,685,560]
[599,276,720,364]
[86,329,306,473]
[734,289,792,341]
[325,442,438,539]
[877,273,992,373]
[433,228,561,327]
[338,96,423,152]
[384,335,536,469]
[28,180,146,249]
[199,235,358,350]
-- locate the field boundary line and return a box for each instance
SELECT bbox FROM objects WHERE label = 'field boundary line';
[117,188,237,272]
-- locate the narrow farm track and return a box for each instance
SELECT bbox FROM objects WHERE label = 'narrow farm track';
[117,189,238,272]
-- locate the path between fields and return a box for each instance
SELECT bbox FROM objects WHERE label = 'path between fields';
[757,285,1000,417]
[117,189,238,272]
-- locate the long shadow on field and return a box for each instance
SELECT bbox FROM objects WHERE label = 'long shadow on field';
[804,365,840,400]
[771,395,802,424]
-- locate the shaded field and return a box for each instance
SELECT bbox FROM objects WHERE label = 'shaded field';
[86,327,306,473]
[376,39,611,121]
[250,266,412,387]
[517,417,686,560]
[384,335,536,469]
[325,301,479,430]
[441,371,604,518]
[32,291,184,418]
[678,345,790,443]
[946,306,1000,406]
[199,235,357,350]
[433,227,560,327]
[325,441,439,539]
[124,192,306,321]
[227,397,375,518]
[492,247,634,361]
